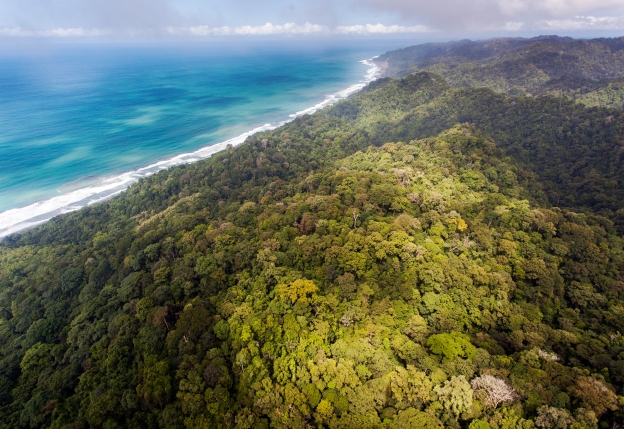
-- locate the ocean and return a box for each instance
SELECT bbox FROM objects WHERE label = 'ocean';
[0,41,395,237]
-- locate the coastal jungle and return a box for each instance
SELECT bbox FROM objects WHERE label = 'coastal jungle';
[1,36,624,429]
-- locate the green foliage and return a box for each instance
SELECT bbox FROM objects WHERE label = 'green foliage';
[275,279,318,304]
[469,419,491,429]
[388,408,443,428]
[434,375,474,419]
[427,333,477,360]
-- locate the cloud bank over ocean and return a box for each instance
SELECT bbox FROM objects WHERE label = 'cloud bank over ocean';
[336,24,431,35]
[8,17,624,39]
[0,27,108,37]
[1,0,623,40]
[167,23,327,36]
[356,0,624,31]
[165,23,433,37]
[1,22,435,38]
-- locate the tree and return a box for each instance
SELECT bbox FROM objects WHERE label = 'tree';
[388,408,443,429]
[568,376,618,417]
[471,375,516,409]
[137,355,171,406]
[389,365,433,407]
[426,332,476,360]
[469,419,491,429]
[434,375,474,420]
[402,315,428,342]
[315,399,334,424]
[275,279,318,304]
[535,406,575,429]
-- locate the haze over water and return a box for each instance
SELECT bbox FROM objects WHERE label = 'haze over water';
[0,41,392,237]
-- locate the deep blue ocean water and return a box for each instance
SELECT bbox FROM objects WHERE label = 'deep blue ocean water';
[0,41,394,236]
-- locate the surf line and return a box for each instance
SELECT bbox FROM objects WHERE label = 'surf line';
[0,57,382,238]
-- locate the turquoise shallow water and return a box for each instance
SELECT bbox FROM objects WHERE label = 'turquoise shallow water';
[0,42,388,236]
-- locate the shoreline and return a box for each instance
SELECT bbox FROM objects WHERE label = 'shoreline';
[373,59,389,78]
[0,57,382,239]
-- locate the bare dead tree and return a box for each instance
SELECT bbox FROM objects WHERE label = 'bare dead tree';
[352,209,360,229]
[537,349,560,361]
[471,375,516,409]
[313,305,320,317]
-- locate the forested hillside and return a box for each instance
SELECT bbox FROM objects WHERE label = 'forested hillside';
[327,73,624,228]
[377,36,624,109]
[2,38,624,429]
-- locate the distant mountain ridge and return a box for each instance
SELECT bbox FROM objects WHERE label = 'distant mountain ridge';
[378,36,624,108]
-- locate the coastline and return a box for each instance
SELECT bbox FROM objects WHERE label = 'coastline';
[373,59,389,78]
[0,57,382,239]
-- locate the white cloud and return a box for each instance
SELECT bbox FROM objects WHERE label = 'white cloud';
[355,0,624,32]
[0,27,107,37]
[166,22,432,36]
[168,22,327,36]
[502,15,624,31]
[503,22,525,31]
[0,27,28,36]
[4,14,622,39]
[335,23,431,34]
[538,15,624,30]
[1,0,623,39]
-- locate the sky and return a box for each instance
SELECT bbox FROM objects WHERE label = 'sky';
[0,0,623,41]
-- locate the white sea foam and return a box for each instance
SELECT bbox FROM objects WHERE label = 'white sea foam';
[0,57,381,238]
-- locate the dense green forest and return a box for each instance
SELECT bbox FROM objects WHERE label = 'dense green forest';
[2,37,624,429]
[377,36,624,109]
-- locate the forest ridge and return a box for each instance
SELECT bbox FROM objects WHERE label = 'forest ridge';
[1,36,624,428]
[377,36,624,109]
